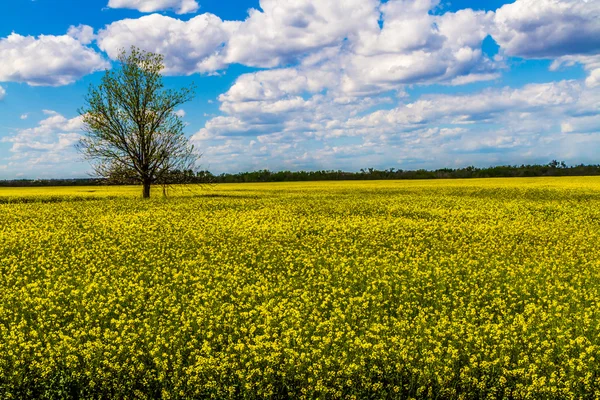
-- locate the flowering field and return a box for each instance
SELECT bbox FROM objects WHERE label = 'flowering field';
[1,178,600,399]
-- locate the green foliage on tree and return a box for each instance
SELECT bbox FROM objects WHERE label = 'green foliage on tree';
[78,46,198,198]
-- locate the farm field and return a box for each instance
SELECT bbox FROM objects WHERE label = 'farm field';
[1,178,600,398]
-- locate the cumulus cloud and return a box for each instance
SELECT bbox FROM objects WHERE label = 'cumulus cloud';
[223,0,380,67]
[94,0,502,96]
[491,0,600,94]
[96,0,380,75]
[13,0,595,92]
[4,0,600,175]
[67,24,95,45]
[493,0,600,58]
[347,81,583,132]
[220,68,331,104]
[342,3,499,93]
[1,111,84,171]
[194,77,600,173]
[201,63,570,150]
[96,0,500,90]
[0,33,109,86]
[116,0,595,173]
[196,0,599,158]
[107,0,200,14]
[212,5,500,106]
[234,3,499,97]
[551,54,600,88]
[220,0,499,92]
[0,85,5,100]
[97,13,237,75]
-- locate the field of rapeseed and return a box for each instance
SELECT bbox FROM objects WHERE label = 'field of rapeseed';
[1,178,600,399]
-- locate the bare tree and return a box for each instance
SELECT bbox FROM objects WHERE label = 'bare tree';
[78,46,198,198]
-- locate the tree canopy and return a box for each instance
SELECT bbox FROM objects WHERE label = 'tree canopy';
[78,47,198,198]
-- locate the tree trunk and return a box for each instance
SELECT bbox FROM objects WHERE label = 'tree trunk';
[142,181,151,198]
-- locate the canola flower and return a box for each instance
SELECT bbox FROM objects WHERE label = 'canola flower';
[0,178,600,399]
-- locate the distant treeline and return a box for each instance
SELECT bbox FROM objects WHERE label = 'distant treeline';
[2,161,599,187]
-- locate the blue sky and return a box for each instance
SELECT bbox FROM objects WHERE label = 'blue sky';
[0,0,599,178]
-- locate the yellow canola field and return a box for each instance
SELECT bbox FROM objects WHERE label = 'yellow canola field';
[1,178,600,399]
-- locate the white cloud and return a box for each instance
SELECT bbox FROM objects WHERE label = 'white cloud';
[492,0,600,92]
[449,73,501,86]
[223,0,380,67]
[117,0,594,172]
[552,54,600,88]
[107,0,199,14]
[174,109,186,118]
[342,4,499,93]
[209,77,588,144]
[587,66,600,88]
[493,0,600,59]
[1,111,84,170]
[96,0,501,90]
[215,6,500,106]
[4,0,600,175]
[0,85,5,100]
[220,68,329,103]
[347,81,583,132]
[194,77,600,173]
[93,0,597,99]
[560,114,600,134]
[97,13,237,75]
[67,24,95,45]
[197,125,600,173]
[223,3,500,100]
[20,114,29,120]
[91,0,600,103]
[220,0,499,93]
[0,32,109,86]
